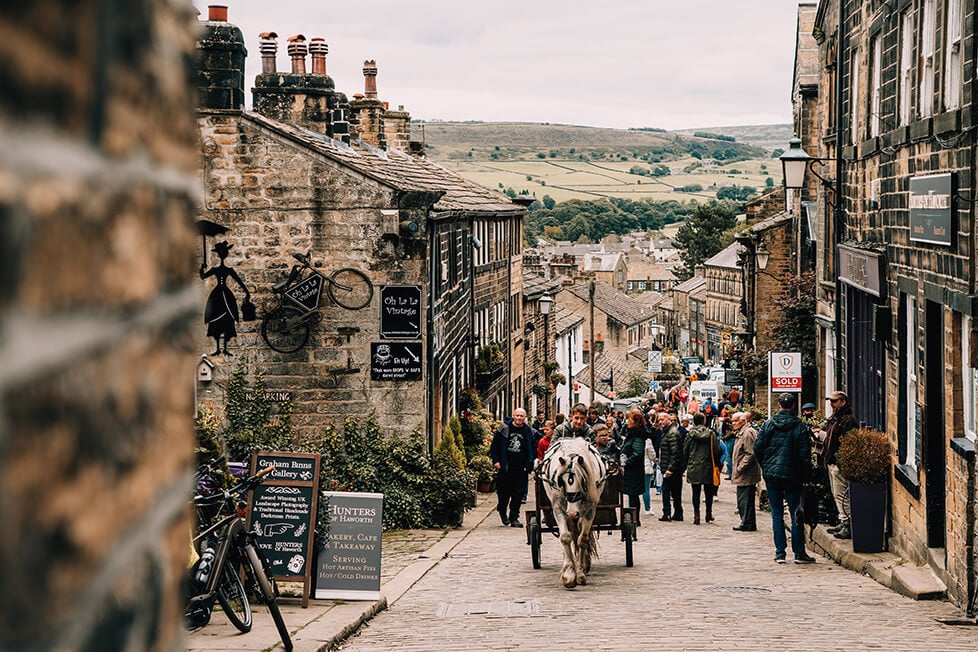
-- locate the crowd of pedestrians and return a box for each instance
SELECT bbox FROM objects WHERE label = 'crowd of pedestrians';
[490,368,860,566]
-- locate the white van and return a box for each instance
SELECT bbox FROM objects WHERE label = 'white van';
[688,380,725,403]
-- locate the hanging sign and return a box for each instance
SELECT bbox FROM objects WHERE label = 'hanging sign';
[284,274,323,311]
[909,173,954,246]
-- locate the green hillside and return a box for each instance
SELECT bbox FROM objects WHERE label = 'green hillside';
[421,121,787,203]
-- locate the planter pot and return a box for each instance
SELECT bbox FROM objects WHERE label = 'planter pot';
[848,481,887,553]
[477,479,494,493]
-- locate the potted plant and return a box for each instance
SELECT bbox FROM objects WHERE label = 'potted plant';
[549,372,566,387]
[836,426,891,553]
[476,343,504,373]
[468,454,496,493]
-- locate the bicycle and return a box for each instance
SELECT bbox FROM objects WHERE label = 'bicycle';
[185,461,293,651]
[261,252,373,353]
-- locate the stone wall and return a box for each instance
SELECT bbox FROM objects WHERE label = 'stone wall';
[0,1,199,649]
[197,112,430,440]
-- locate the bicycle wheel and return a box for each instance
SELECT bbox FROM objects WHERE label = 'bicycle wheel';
[215,561,252,633]
[261,305,310,353]
[244,544,293,652]
[327,268,373,310]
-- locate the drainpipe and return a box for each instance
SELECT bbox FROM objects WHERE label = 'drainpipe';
[833,0,846,391]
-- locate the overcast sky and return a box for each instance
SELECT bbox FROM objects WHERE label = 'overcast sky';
[196,1,802,130]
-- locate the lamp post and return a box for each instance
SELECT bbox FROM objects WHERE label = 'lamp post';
[538,292,553,419]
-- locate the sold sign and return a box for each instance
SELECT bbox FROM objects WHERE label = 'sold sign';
[769,351,802,391]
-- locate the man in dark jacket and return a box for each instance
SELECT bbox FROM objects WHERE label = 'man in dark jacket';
[657,412,686,522]
[490,408,535,528]
[820,390,859,540]
[753,393,816,564]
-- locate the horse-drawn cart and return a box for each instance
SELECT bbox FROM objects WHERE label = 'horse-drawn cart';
[525,463,638,570]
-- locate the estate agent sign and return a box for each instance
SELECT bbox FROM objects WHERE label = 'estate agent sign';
[769,351,802,392]
[315,491,384,600]
[248,451,321,606]
[910,173,954,246]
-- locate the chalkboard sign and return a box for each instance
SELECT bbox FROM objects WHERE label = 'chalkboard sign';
[248,451,321,606]
[370,342,423,381]
[380,285,422,338]
[315,492,384,600]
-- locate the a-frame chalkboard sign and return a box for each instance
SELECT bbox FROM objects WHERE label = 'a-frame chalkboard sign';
[248,451,321,607]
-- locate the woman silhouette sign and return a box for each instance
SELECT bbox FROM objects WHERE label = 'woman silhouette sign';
[200,241,250,355]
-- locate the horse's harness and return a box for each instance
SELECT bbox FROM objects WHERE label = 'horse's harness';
[538,439,610,503]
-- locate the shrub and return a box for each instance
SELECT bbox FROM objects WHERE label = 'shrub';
[836,427,891,484]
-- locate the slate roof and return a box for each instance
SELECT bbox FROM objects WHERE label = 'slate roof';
[702,241,742,270]
[554,304,584,334]
[565,281,653,326]
[588,348,647,397]
[627,258,678,281]
[583,253,622,273]
[242,112,520,214]
[522,273,564,300]
[672,275,707,293]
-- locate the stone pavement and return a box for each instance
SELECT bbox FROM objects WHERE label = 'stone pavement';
[338,483,977,652]
[188,485,976,651]
[186,494,497,652]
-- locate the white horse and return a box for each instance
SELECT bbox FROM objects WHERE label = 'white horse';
[539,438,609,588]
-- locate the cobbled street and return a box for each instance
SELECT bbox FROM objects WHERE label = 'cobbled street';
[341,485,976,651]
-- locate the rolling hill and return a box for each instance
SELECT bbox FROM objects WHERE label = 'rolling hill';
[420,121,791,203]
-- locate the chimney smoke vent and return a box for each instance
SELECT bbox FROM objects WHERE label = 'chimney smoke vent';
[363,59,378,99]
[259,32,278,74]
[207,5,228,21]
[287,34,307,74]
[309,38,328,75]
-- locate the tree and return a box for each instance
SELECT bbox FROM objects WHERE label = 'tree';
[542,194,556,209]
[652,164,671,177]
[771,148,785,158]
[673,201,738,278]
[765,177,775,187]
[624,371,651,398]
[716,185,757,202]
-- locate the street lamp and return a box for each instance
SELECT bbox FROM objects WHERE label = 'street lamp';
[538,292,553,418]
[754,241,770,271]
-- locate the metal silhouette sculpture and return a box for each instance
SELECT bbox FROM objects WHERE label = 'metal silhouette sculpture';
[200,241,250,356]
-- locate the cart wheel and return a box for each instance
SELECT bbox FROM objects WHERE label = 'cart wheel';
[529,516,541,569]
[622,513,634,567]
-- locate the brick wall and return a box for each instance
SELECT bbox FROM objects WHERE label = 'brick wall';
[0,1,199,649]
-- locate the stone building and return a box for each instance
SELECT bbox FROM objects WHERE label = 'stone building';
[803,0,978,611]
[195,10,525,445]
[0,1,199,648]
[702,243,744,363]
[557,283,656,376]
[671,275,707,357]
[520,273,563,417]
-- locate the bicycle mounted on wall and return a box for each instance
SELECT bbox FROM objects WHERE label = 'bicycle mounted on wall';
[261,252,373,353]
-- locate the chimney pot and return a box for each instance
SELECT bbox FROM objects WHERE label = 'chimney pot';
[309,37,328,75]
[287,34,308,74]
[207,5,228,21]
[259,32,278,74]
[363,59,378,99]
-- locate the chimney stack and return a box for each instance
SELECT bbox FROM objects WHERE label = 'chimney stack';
[309,38,328,75]
[196,5,247,110]
[259,32,278,74]
[363,60,378,99]
[287,34,307,74]
[254,33,337,136]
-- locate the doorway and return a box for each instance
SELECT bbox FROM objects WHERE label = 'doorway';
[924,300,946,549]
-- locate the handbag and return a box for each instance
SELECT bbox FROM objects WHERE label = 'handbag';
[710,434,721,486]
[240,297,256,322]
